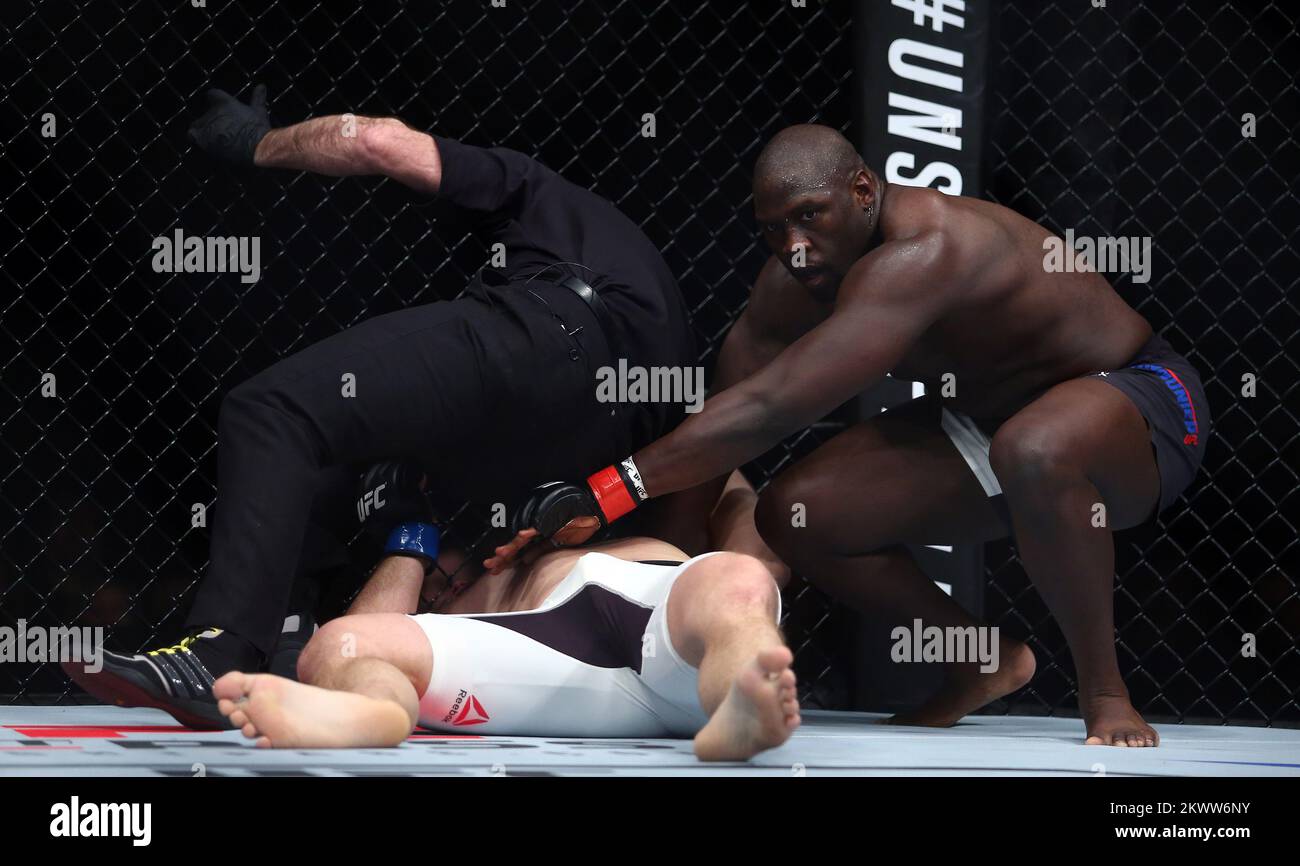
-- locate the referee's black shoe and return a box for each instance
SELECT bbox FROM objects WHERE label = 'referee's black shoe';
[62,628,260,729]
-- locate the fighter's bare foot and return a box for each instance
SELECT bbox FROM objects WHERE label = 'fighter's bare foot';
[1081,691,1159,747]
[693,646,800,762]
[213,671,411,749]
[889,638,1036,728]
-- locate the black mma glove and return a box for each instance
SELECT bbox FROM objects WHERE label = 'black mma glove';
[356,460,440,574]
[510,454,650,547]
[511,481,606,540]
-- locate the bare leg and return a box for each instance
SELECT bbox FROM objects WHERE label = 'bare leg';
[665,552,800,761]
[755,401,1036,726]
[990,379,1162,747]
[214,613,431,748]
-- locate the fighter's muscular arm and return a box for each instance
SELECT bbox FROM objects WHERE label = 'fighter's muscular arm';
[635,233,956,497]
[715,261,820,387]
[640,258,810,553]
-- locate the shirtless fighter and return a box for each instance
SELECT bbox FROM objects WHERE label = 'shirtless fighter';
[211,468,799,762]
[493,124,1211,748]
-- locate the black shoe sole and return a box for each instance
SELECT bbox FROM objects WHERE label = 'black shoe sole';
[60,659,233,730]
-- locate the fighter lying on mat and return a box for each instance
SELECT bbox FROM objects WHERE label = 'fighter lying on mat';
[212,468,800,762]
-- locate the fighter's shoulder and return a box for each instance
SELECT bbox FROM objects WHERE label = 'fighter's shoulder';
[896,187,1011,262]
[861,189,1006,284]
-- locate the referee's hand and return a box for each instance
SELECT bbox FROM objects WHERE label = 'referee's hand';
[187,84,272,166]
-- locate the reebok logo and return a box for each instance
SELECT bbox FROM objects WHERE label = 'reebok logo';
[451,694,490,726]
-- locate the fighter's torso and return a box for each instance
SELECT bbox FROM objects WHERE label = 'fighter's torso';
[436,537,689,616]
[757,187,1152,426]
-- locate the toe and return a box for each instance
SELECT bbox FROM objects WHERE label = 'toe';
[212,671,251,702]
[756,646,793,674]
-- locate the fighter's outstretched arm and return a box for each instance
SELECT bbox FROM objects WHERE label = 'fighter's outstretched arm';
[632,233,953,498]
[491,233,959,563]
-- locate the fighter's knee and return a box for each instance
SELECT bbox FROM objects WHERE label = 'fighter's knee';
[989,422,1079,490]
[693,552,779,612]
[296,618,356,684]
[754,478,814,555]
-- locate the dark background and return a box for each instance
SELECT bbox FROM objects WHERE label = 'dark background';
[2,1,1295,723]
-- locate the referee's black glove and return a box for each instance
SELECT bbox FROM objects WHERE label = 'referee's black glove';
[187,84,272,166]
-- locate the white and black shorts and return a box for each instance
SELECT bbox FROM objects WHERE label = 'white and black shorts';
[409,551,780,738]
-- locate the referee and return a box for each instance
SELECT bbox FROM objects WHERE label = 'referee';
[64,84,696,727]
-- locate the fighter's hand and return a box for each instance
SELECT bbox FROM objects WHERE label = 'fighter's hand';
[483,464,651,573]
[482,480,608,574]
[357,460,439,574]
[482,528,542,575]
[187,84,272,166]
[356,460,433,538]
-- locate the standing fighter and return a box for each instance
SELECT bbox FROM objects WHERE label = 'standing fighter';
[64,84,697,727]
[496,124,1211,748]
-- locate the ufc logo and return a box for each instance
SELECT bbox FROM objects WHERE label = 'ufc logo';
[356,483,387,521]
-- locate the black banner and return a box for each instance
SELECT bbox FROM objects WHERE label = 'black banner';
[855,0,995,195]
[4,775,1289,852]
[850,0,996,711]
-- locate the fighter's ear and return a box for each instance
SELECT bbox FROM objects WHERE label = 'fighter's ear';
[850,166,874,207]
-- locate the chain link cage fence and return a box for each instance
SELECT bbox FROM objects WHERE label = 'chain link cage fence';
[2,1,1295,725]
[983,1,1298,725]
[1,0,856,706]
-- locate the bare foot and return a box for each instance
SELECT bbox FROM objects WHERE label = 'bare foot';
[1082,691,1159,747]
[890,638,1036,728]
[694,646,800,762]
[213,671,412,749]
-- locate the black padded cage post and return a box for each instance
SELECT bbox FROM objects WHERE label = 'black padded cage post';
[849,0,996,714]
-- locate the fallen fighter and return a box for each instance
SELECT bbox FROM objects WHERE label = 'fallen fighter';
[212,475,799,761]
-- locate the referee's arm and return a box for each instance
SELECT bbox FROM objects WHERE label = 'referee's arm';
[256,112,625,269]
[254,114,444,194]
